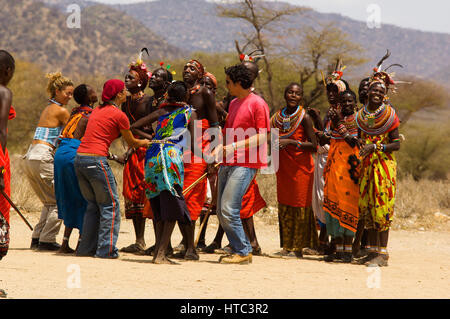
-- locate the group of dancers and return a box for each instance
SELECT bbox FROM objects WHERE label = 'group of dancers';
[0,48,401,266]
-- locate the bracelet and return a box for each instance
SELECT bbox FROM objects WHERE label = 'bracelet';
[376,143,385,152]
[210,122,220,127]
[296,141,302,149]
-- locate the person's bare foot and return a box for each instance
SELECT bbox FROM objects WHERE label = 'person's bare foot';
[252,246,262,256]
[153,255,179,265]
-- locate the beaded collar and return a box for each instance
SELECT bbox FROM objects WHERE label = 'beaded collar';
[271,106,305,138]
[356,102,399,136]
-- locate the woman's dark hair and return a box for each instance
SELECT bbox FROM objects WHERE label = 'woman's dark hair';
[73,84,89,105]
[284,82,303,97]
[339,89,357,103]
[167,81,187,103]
[225,64,253,89]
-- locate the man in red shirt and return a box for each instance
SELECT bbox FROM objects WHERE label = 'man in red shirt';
[216,64,270,264]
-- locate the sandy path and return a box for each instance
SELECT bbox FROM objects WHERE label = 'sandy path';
[1,212,449,299]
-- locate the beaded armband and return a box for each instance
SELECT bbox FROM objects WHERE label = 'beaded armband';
[296,141,302,149]
[375,141,385,152]
[336,122,351,138]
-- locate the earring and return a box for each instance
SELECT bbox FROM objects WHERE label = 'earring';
[138,83,141,87]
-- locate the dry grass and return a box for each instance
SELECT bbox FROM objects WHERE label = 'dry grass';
[9,154,450,232]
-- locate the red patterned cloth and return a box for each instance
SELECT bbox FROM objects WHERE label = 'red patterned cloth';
[0,106,14,259]
[183,119,210,221]
[123,147,147,218]
[240,178,266,219]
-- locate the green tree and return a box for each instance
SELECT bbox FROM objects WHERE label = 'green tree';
[216,0,308,109]
[277,22,366,110]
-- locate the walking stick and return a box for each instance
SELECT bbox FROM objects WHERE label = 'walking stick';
[184,162,221,247]
[194,205,214,248]
[0,189,33,231]
[182,162,221,196]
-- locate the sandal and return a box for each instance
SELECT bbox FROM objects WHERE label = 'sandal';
[137,245,155,256]
[120,243,145,254]
[303,247,321,256]
[203,242,221,254]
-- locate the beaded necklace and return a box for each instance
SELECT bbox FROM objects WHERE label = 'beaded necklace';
[271,106,305,138]
[131,90,145,103]
[189,84,201,96]
[356,102,399,136]
[153,92,168,109]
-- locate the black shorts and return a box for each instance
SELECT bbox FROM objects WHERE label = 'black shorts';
[149,184,191,224]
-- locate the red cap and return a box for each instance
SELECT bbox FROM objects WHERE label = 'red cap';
[102,79,125,103]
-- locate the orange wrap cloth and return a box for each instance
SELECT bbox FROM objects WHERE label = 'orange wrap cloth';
[323,139,360,233]
[183,119,210,221]
[240,178,266,219]
[123,147,148,218]
[272,107,318,252]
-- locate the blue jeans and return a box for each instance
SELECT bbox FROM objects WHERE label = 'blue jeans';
[74,155,121,258]
[216,166,257,256]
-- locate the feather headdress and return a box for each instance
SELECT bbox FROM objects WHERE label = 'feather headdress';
[370,49,409,92]
[325,59,348,93]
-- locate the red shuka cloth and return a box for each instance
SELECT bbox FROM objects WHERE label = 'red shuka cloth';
[123,147,147,205]
[240,178,266,219]
[0,106,15,222]
[183,119,211,221]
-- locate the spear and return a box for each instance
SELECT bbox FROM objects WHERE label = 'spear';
[0,189,33,231]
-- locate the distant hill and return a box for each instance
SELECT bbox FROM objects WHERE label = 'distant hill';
[0,0,184,77]
[9,0,450,86]
[113,0,450,84]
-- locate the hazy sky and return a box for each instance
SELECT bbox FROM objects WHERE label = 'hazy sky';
[93,0,450,34]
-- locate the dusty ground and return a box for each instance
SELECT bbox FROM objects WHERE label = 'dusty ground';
[1,211,449,299]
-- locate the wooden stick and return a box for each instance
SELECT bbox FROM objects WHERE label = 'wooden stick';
[0,189,33,231]
[182,162,221,196]
[194,205,214,248]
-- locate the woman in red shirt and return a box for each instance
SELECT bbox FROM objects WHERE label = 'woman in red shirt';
[74,79,150,259]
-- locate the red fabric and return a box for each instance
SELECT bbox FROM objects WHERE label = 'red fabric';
[183,119,210,221]
[222,93,270,169]
[0,106,14,222]
[0,148,11,223]
[8,105,16,120]
[183,162,208,221]
[77,105,130,156]
[101,79,125,103]
[123,147,147,204]
[276,122,314,207]
[240,179,266,219]
[143,198,153,219]
[204,72,217,88]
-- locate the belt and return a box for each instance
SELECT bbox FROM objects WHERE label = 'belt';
[32,140,56,150]
[77,152,105,157]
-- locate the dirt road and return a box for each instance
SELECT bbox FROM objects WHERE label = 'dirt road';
[1,212,449,299]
